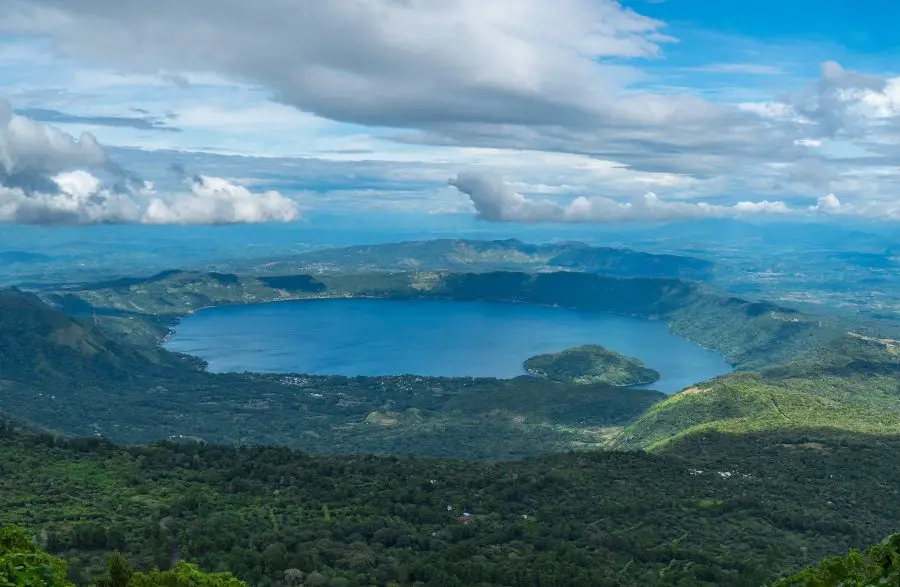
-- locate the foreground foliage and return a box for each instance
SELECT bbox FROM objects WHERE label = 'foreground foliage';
[0,526,73,587]
[775,534,900,587]
[3,421,900,586]
[0,527,246,587]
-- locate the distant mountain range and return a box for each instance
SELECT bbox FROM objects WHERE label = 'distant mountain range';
[0,250,54,264]
[239,238,715,279]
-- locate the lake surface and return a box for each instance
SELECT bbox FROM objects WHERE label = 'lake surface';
[165,299,733,394]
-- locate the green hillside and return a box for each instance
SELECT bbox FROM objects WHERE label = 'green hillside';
[0,289,198,384]
[616,333,900,451]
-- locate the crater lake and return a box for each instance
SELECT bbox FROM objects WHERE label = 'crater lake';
[165,298,733,394]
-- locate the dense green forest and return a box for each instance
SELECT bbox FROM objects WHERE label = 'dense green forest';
[3,421,900,586]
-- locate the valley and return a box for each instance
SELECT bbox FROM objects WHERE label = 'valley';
[1,240,899,585]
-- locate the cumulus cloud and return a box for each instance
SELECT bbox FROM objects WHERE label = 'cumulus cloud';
[0,170,142,224]
[1,98,109,191]
[143,175,300,224]
[449,172,792,223]
[793,61,892,138]
[448,171,900,223]
[812,193,842,212]
[0,101,300,224]
[808,192,899,219]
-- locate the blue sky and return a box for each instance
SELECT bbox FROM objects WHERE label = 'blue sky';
[0,0,898,228]
[631,0,896,55]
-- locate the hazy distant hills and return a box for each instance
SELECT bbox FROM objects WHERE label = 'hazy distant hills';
[241,238,715,279]
[0,250,54,264]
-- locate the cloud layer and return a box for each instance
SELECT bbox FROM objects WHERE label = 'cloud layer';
[1,2,900,222]
[0,100,300,224]
[449,172,898,223]
[0,0,670,127]
[0,0,799,179]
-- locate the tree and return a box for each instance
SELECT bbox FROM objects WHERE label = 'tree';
[282,568,304,585]
[95,553,133,587]
[128,561,247,587]
[774,534,900,586]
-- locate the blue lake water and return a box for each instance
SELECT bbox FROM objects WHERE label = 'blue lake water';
[165,299,733,394]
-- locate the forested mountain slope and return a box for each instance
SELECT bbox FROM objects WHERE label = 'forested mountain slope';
[3,422,900,586]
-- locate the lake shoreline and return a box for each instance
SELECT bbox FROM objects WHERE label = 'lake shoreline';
[165,298,734,394]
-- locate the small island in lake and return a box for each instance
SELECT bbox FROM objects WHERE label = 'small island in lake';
[524,344,661,386]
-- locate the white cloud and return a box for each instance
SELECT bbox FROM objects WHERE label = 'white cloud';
[0,101,301,225]
[143,175,300,224]
[812,193,842,212]
[1,98,108,184]
[449,171,792,222]
[448,171,900,223]
[0,170,140,224]
[808,191,900,220]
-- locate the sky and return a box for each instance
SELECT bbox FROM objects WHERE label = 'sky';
[0,0,899,228]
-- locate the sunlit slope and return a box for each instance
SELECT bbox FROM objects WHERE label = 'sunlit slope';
[616,335,900,451]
